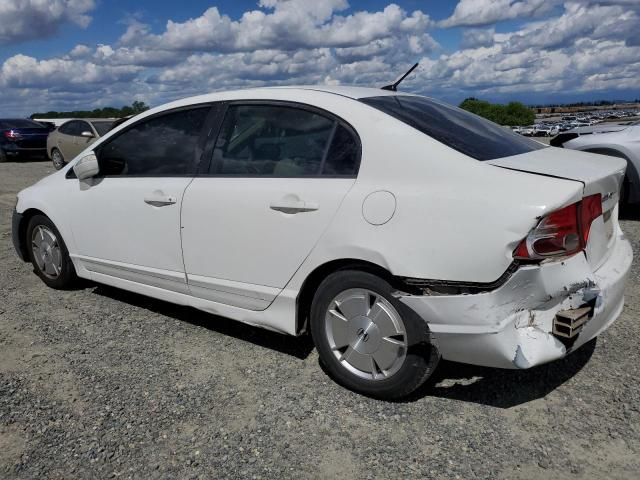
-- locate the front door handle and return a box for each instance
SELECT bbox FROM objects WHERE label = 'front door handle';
[144,191,177,207]
[270,197,319,214]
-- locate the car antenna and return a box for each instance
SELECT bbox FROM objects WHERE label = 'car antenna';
[381,62,419,91]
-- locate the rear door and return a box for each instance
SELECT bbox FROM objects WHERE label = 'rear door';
[55,121,82,159]
[181,102,361,310]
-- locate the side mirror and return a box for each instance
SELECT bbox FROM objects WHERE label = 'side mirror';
[80,131,95,138]
[73,154,99,180]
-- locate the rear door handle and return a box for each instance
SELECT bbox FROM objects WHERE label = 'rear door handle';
[144,191,177,207]
[270,198,319,214]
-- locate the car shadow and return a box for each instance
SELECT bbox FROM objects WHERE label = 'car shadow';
[90,284,594,407]
[619,205,640,221]
[405,339,596,408]
[91,285,314,360]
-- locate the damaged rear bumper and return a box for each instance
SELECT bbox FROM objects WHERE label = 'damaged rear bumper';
[399,234,632,369]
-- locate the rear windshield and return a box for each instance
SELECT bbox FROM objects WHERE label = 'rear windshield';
[91,121,114,136]
[0,119,45,129]
[360,95,546,161]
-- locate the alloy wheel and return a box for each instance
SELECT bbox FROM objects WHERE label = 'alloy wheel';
[324,288,408,380]
[52,150,64,169]
[31,225,62,279]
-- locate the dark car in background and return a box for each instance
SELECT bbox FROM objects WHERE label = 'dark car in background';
[0,119,49,162]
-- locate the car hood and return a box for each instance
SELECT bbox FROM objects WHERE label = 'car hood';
[487,146,626,200]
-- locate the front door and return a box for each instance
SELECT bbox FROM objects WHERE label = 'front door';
[181,102,361,309]
[68,106,213,293]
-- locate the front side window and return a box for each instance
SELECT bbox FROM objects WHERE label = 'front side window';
[360,95,546,161]
[96,107,210,176]
[76,121,91,135]
[211,104,344,177]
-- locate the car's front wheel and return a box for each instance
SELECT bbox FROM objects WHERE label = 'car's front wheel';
[310,270,439,400]
[50,148,65,170]
[26,214,77,289]
[0,148,7,163]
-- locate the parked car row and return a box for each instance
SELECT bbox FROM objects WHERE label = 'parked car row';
[511,124,559,137]
[0,118,117,168]
[510,109,639,139]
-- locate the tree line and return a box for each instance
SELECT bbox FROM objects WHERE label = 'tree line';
[459,98,535,126]
[31,101,150,119]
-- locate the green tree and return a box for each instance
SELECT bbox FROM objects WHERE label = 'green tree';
[131,100,149,114]
[30,101,150,119]
[459,98,534,126]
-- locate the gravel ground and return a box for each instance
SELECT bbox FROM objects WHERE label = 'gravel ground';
[1,161,639,479]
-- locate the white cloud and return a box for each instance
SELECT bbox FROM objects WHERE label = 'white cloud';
[0,0,639,116]
[0,54,141,90]
[439,0,556,28]
[0,0,95,45]
[460,28,496,48]
[124,2,432,53]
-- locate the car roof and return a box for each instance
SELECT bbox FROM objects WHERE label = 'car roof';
[0,118,41,122]
[271,85,403,99]
[166,85,407,108]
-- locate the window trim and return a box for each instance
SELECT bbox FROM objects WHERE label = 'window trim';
[198,100,362,179]
[91,103,219,178]
[76,120,92,136]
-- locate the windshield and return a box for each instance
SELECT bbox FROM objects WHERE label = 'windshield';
[360,95,546,161]
[0,119,46,129]
[91,121,114,136]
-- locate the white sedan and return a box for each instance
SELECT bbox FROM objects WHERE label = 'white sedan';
[12,87,632,399]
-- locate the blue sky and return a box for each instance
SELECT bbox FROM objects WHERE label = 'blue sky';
[0,0,638,116]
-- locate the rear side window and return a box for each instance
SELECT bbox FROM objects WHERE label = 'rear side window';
[58,122,75,135]
[59,121,85,136]
[323,124,359,176]
[209,104,360,177]
[96,107,210,176]
[360,96,545,161]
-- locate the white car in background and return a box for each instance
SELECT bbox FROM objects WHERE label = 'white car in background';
[12,87,632,399]
[519,125,535,136]
[552,121,640,205]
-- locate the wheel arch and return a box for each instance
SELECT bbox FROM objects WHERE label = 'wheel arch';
[14,208,48,262]
[295,258,407,335]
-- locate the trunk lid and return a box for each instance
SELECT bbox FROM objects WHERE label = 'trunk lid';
[488,147,627,270]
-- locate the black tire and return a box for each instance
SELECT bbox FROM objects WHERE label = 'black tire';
[620,176,630,207]
[310,270,440,400]
[26,214,77,289]
[0,148,7,163]
[50,148,65,170]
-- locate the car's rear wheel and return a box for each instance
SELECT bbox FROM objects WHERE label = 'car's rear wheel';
[0,148,7,163]
[51,148,65,170]
[26,214,77,289]
[310,270,439,400]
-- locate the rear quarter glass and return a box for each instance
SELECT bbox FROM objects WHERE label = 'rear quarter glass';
[360,96,545,161]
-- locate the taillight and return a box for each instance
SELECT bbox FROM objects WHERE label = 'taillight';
[3,130,22,141]
[513,194,602,260]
